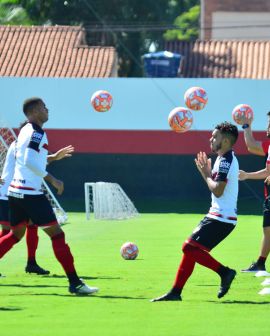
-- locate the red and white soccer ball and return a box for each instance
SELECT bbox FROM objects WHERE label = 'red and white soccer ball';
[168,107,193,133]
[184,86,208,111]
[91,90,113,112]
[232,104,254,125]
[120,242,139,260]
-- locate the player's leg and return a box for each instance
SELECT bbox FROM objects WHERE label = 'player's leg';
[25,223,50,275]
[0,200,11,238]
[242,202,270,273]
[151,217,236,302]
[43,223,98,294]
[0,196,27,259]
[27,194,98,294]
[0,225,25,258]
[0,224,10,238]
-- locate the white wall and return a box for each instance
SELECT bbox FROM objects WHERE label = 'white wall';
[212,12,270,39]
[0,77,269,131]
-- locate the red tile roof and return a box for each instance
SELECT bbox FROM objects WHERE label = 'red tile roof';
[165,40,270,79]
[0,25,117,77]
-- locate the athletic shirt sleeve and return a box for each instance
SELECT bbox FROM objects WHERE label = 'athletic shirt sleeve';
[214,155,232,182]
[28,129,44,152]
[24,125,48,178]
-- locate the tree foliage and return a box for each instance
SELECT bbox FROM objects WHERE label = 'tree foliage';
[0,0,33,25]
[164,5,200,41]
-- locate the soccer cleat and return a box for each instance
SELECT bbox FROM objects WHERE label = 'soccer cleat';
[25,264,50,275]
[151,292,182,302]
[218,268,236,299]
[241,262,266,273]
[69,282,99,295]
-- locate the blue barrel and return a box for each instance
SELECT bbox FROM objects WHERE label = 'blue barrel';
[143,51,182,77]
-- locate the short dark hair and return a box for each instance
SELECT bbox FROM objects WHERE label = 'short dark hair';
[23,97,43,116]
[215,121,238,146]
[267,111,270,117]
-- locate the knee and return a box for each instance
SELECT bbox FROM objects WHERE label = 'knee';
[44,224,63,239]
[182,241,193,253]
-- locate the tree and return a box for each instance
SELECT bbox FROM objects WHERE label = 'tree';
[18,0,200,77]
[0,0,32,25]
[164,5,200,41]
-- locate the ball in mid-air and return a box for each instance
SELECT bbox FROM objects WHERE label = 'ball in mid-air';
[120,242,139,260]
[184,86,208,111]
[168,107,193,133]
[91,90,113,112]
[232,104,253,125]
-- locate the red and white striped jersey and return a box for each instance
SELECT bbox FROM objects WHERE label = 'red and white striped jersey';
[207,150,239,225]
[8,122,48,195]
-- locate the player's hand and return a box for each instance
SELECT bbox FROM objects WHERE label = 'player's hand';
[45,174,64,195]
[53,145,74,161]
[52,179,64,195]
[239,170,247,181]
[240,115,253,126]
[264,176,270,185]
[195,151,211,176]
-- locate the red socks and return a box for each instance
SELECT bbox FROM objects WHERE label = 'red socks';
[0,232,19,258]
[26,226,39,263]
[173,241,222,291]
[51,232,76,274]
[173,252,196,289]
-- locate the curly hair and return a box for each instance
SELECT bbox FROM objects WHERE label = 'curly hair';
[215,121,238,146]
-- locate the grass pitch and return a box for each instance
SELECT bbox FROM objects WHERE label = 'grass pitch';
[0,213,270,336]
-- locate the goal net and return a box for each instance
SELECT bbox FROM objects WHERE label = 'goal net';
[85,182,139,220]
[0,126,68,224]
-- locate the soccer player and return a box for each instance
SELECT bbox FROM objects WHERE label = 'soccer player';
[0,137,74,275]
[0,97,98,295]
[151,122,239,301]
[238,113,270,273]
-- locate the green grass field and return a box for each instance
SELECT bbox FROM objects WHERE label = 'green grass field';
[1,213,270,336]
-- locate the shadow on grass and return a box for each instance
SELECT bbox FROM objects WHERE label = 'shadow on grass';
[0,283,66,288]
[0,307,23,311]
[46,274,121,280]
[208,300,270,305]
[6,293,147,299]
[95,295,148,300]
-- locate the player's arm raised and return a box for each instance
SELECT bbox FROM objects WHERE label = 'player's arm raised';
[239,169,268,181]
[47,145,74,163]
[242,116,265,156]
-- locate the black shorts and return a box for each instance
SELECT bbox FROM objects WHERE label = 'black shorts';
[263,198,270,228]
[0,199,9,226]
[189,216,235,251]
[8,193,57,228]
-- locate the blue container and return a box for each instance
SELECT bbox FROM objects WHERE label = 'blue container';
[143,51,182,77]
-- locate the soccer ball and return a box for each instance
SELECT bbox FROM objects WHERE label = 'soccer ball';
[184,86,208,111]
[232,104,254,125]
[168,107,193,133]
[91,90,113,112]
[120,242,139,260]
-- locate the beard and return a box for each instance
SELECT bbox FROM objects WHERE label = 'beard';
[211,142,222,153]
